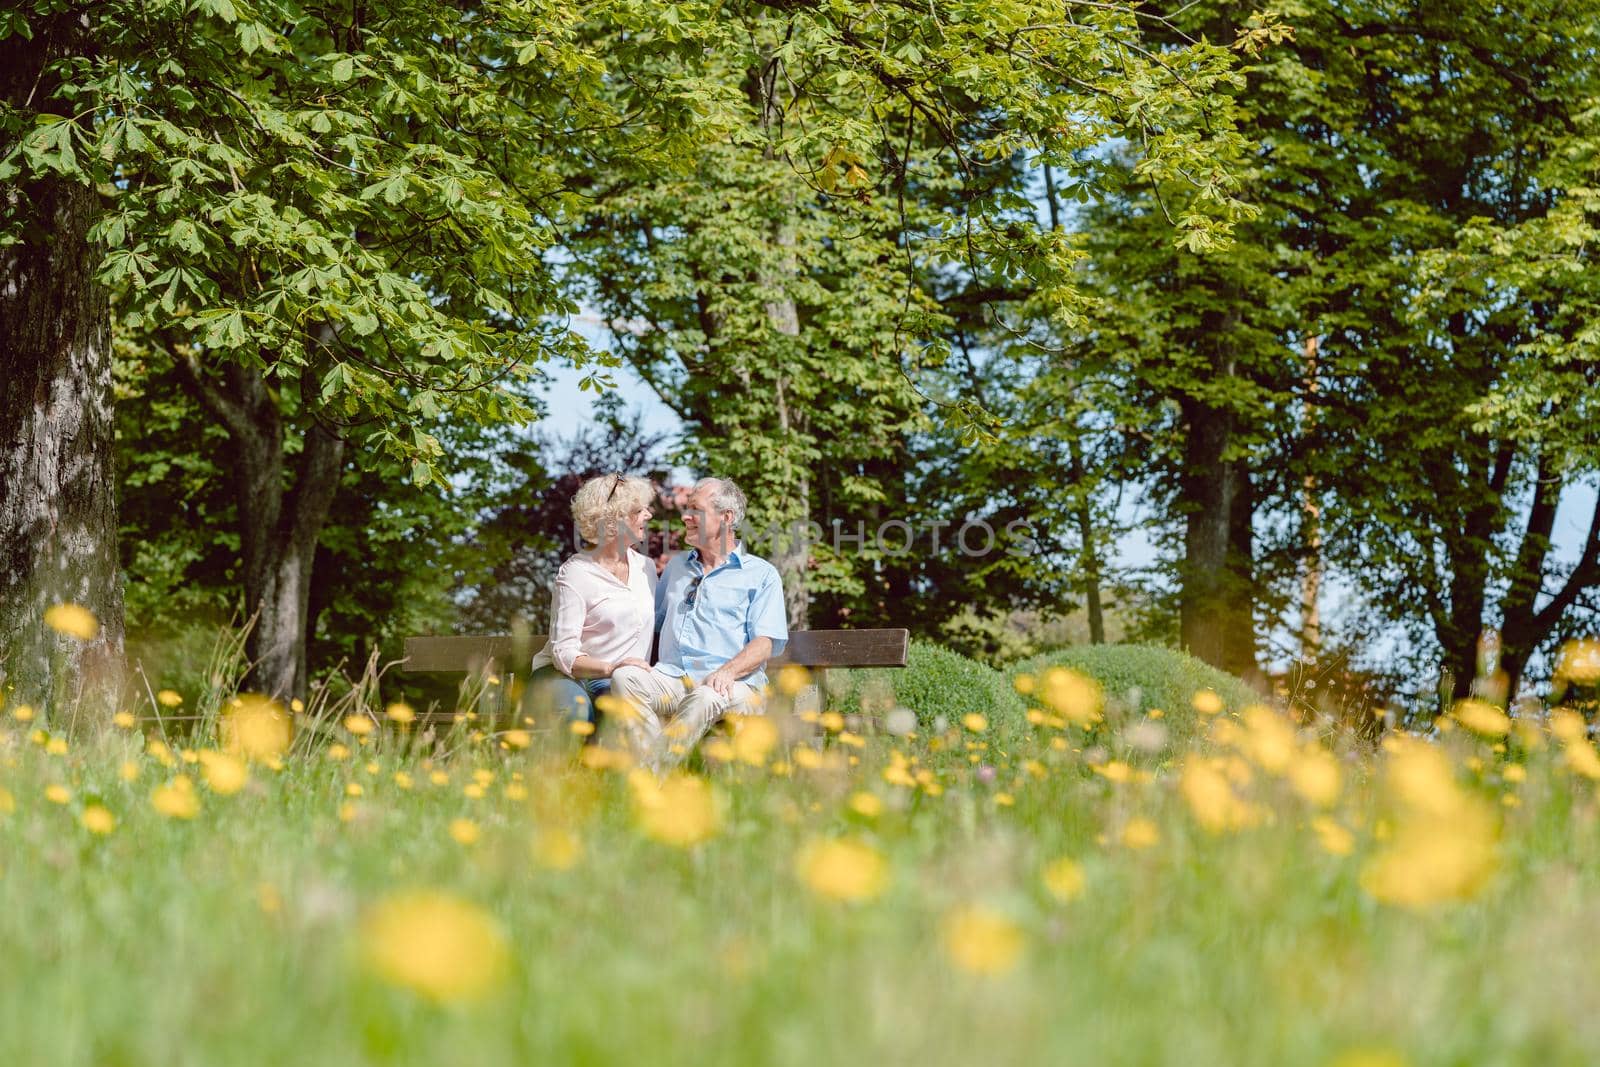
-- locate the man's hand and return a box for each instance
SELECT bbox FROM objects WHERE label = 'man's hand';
[701,665,736,696]
[609,657,652,675]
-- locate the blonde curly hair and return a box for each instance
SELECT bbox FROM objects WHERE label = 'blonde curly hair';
[571,473,655,545]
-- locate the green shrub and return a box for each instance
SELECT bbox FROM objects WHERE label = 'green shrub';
[1010,643,1262,746]
[826,640,1028,741]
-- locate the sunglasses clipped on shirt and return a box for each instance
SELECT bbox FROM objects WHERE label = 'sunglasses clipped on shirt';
[684,574,703,609]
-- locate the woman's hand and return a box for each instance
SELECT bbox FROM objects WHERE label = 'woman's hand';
[609,657,652,675]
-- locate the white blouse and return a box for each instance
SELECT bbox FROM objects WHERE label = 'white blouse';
[529,548,657,676]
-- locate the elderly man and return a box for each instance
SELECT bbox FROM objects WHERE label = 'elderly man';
[610,476,787,765]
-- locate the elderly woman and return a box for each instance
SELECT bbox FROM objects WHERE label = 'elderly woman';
[528,473,658,726]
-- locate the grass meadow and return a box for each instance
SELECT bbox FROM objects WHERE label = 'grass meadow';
[6,633,1600,1066]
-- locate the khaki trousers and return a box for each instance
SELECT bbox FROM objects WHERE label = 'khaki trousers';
[609,665,762,767]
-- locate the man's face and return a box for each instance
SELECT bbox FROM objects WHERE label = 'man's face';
[682,484,732,553]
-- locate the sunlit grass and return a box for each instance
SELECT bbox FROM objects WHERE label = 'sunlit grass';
[6,634,1600,1064]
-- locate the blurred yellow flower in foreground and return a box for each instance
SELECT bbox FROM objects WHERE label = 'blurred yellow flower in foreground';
[1241,706,1295,772]
[112,711,137,729]
[156,689,183,708]
[941,905,1024,976]
[962,713,988,733]
[1311,817,1355,857]
[1040,668,1103,726]
[81,805,116,835]
[1556,638,1600,685]
[1042,858,1086,902]
[502,729,531,749]
[848,791,883,818]
[533,827,583,870]
[796,838,888,902]
[44,603,99,641]
[1452,699,1510,737]
[45,784,71,805]
[343,715,375,737]
[223,696,293,761]
[632,772,719,848]
[1361,739,1497,907]
[361,891,509,1003]
[450,819,481,846]
[1191,689,1224,715]
[776,665,811,696]
[1121,817,1160,850]
[1180,757,1259,834]
[732,716,779,766]
[1564,739,1600,780]
[385,703,416,725]
[151,777,200,820]
[199,750,248,795]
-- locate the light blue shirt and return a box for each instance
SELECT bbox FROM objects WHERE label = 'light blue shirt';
[654,543,788,688]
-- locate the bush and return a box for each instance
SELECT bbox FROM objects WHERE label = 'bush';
[826,640,1028,741]
[1010,643,1262,746]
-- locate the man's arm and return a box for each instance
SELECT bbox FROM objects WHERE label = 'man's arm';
[701,637,773,696]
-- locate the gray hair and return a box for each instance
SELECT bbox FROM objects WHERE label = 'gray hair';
[694,476,746,527]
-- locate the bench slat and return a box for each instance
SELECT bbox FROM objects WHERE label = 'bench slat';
[402,629,909,673]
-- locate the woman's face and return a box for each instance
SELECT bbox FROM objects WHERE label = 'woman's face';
[623,503,653,544]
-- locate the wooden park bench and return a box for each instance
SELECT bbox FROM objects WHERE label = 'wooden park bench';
[401,628,910,716]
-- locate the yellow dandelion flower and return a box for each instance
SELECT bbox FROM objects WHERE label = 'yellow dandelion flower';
[327,743,351,761]
[1121,817,1160,850]
[360,891,510,1003]
[1549,708,1586,742]
[1013,673,1036,695]
[1360,804,1497,907]
[776,664,811,696]
[994,792,1015,807]
[563,720,595,739]
[533,827,583,870]
[81,805,116,835]
[385,702,416,724]
[346,782,365,798]
[339,802,360,823]
[222,695,293,760]
[1180,757,1258,834]
[1241,705,1295,773]
[463,783,486,799]
[1556,638,1600,685]
[11,704,34,723]
[44,602,99,641]
[1503,764,1527,784]
[1453,699,1510,737]
[45,737,67,756]
[0,786,13,814]
[962,713,989,733]
[156,689,183,708]
[343,715,375,737]
[1191,688,1225,715]
[1092,760,1132,783]
[1311,816,1355,857]
[819,711,846,733]
[732,716,779,766]
[429,770,450,787]
[449,819,481,846]
[1042,858,1086,902]
[198,750,249,795]
[632,772,720,848]
[941,905,1024,976]
[119,760,140,782]
[151,777,200,819]
[848,791,884,818]
[1565,740,1600,780]
[394,772,414,790]
[1039,667,1103,726]
[796,838,889,902]
[112,711,136,729]
[45,783,71,805]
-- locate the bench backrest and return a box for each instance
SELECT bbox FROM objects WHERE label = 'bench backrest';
[402,629,910,674]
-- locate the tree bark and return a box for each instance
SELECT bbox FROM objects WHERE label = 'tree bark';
[754,44,810,630]
[1177,334,1257,680]
[174,355,345,701]
[0,17,126,719]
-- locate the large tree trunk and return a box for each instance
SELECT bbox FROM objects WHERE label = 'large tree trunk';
[1178,386,1257,680]
[0,18,126,719]
[755,45,810,630]
[175,357,345,701]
